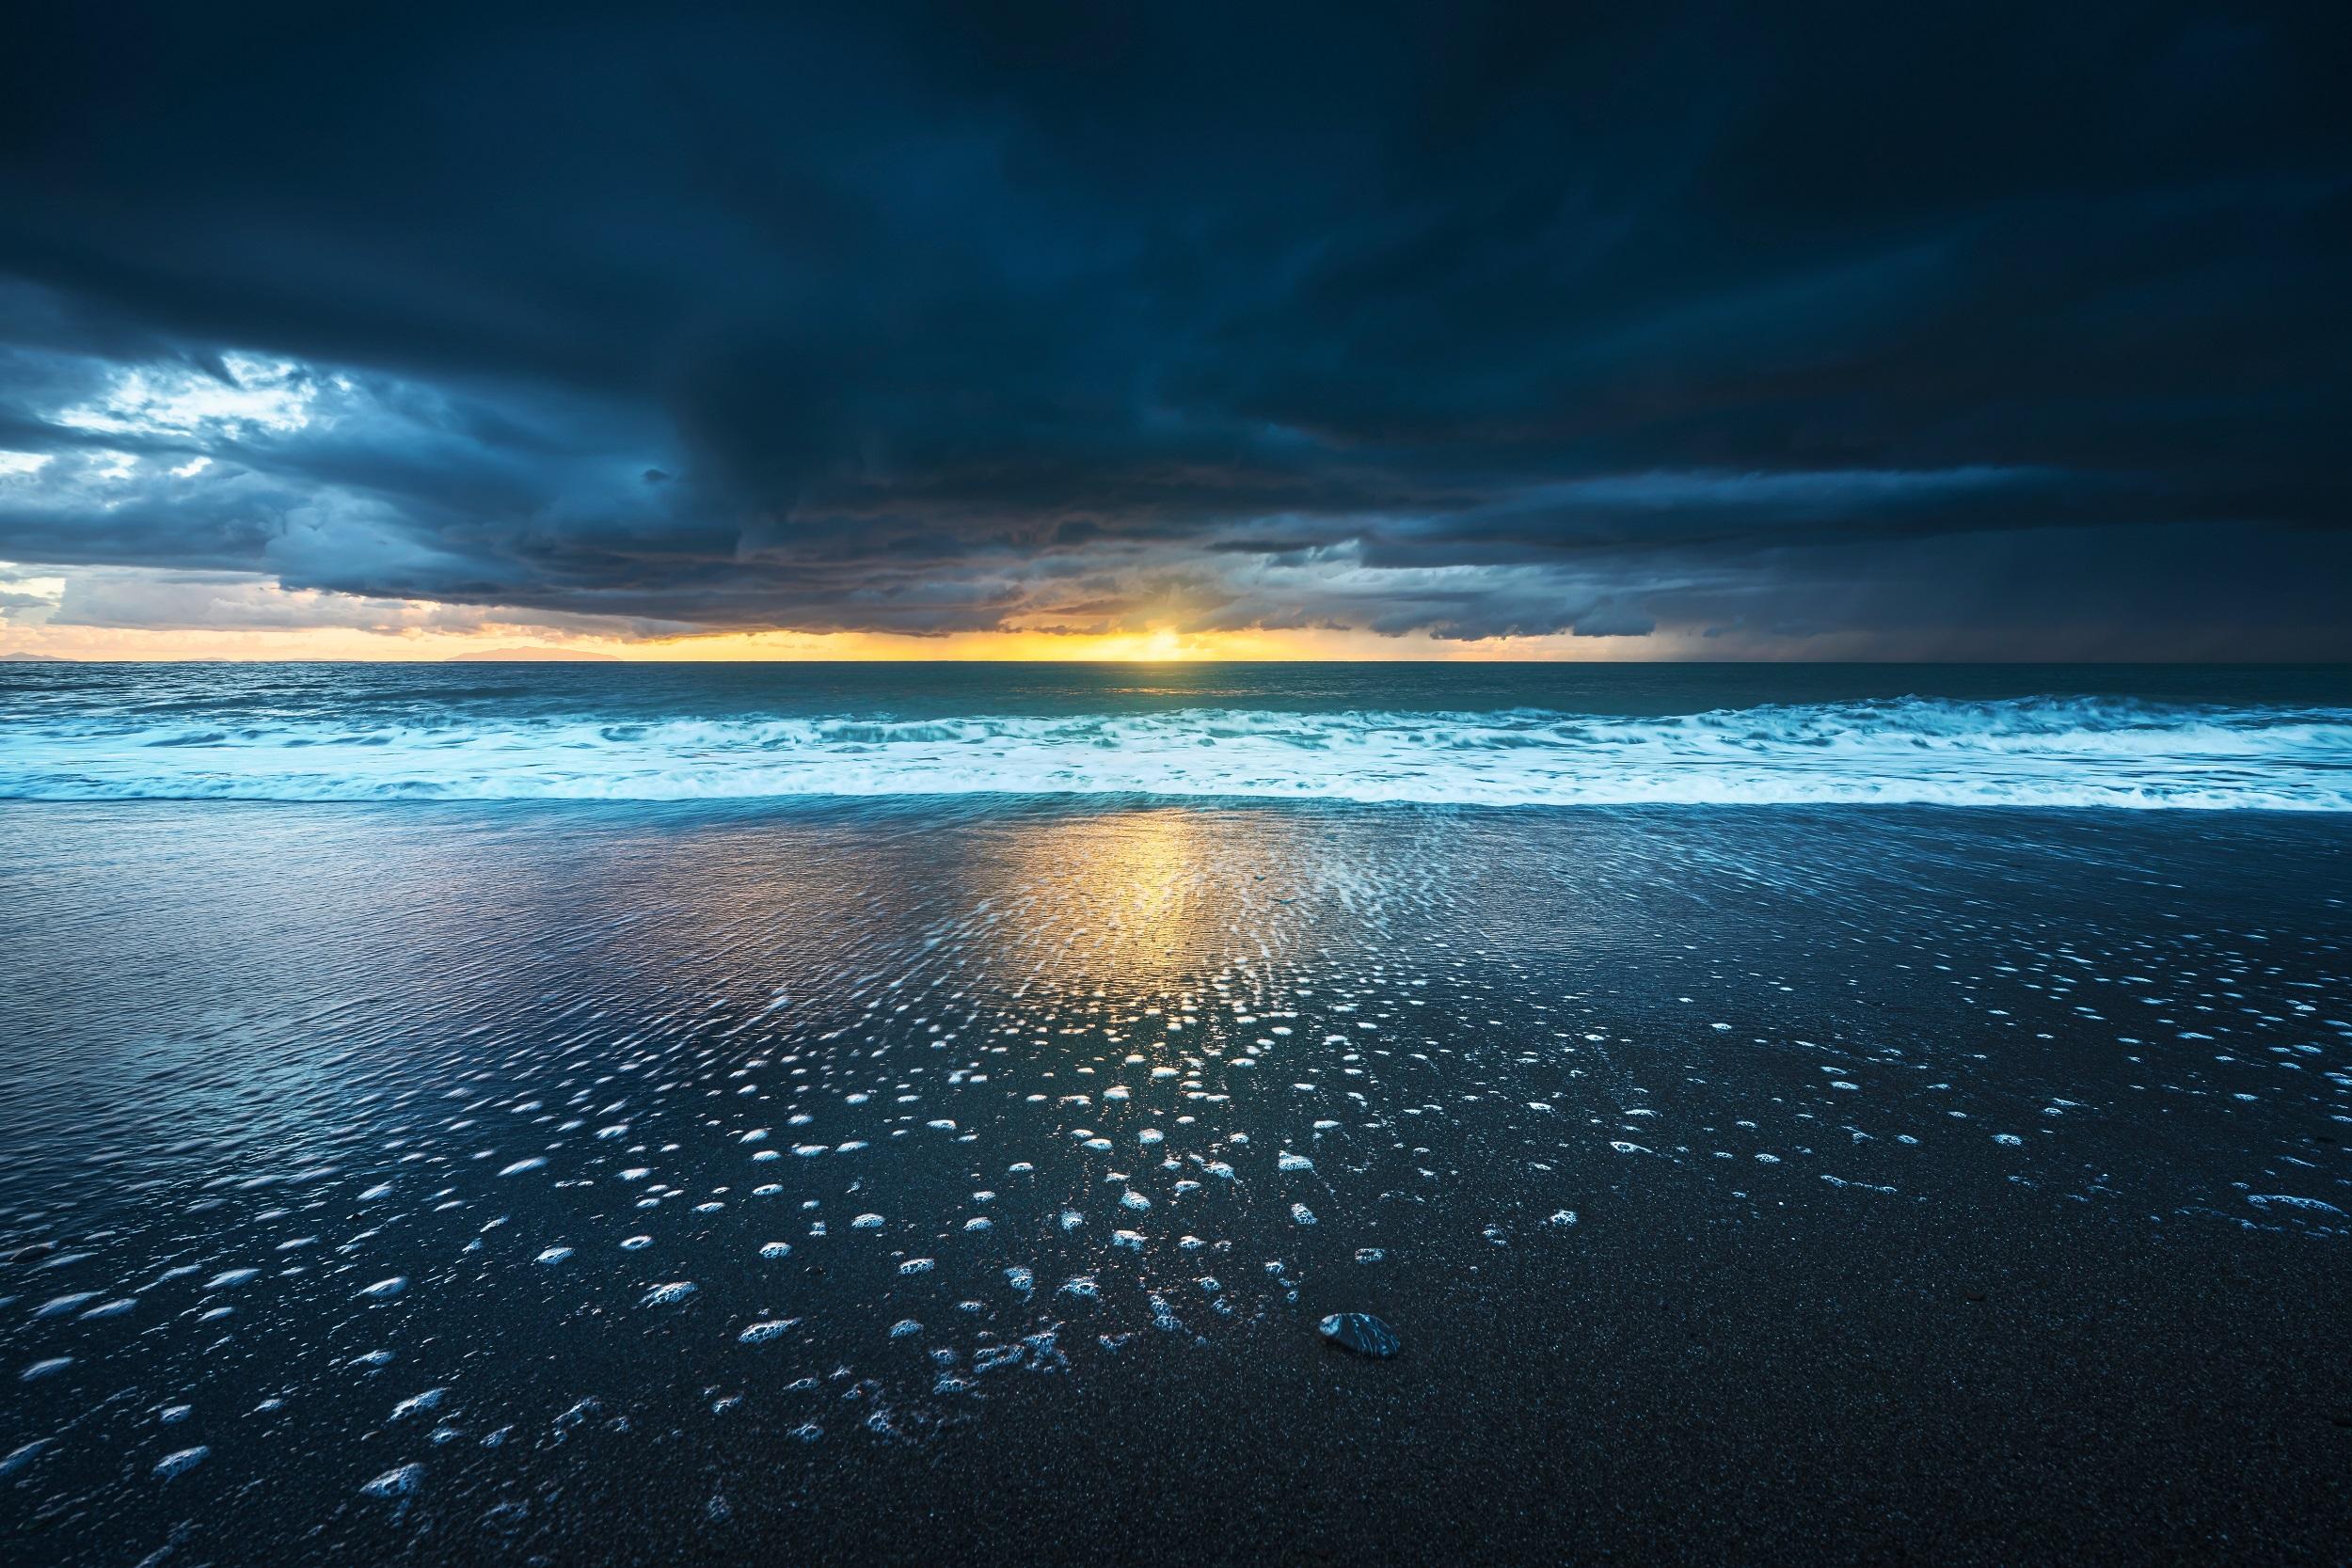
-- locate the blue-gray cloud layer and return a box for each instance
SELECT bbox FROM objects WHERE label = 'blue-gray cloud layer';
[2,2,2347,652]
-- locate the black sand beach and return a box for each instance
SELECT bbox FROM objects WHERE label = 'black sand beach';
[2,800,2347,1564]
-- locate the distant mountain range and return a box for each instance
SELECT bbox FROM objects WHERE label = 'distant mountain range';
[0,651,71,661]
[446,647,624,662]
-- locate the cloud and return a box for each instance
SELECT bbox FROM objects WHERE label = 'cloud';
[0,3,2345,655]
[1571,604,1658,639]
[32,564,670,641]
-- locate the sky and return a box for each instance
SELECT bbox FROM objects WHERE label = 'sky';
[1,2,2347,661]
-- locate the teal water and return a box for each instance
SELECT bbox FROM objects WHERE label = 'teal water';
[2,662,2347,806]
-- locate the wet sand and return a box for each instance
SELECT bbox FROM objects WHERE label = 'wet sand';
[1,800,2346,1564]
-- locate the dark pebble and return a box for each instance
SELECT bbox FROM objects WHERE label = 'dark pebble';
[1318,1312,1400,1358]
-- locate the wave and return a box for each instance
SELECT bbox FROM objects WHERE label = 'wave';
[2,697,2349,808]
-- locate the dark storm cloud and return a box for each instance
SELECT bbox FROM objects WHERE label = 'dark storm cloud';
[0,1,2347,651]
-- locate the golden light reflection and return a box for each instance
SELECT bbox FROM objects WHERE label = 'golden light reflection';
[995,807,1218,982]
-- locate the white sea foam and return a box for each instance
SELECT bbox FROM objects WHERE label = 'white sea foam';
[153,1446,210,1480]
[738,1319,798,1344]
[2,698,2348,808]
[360,1462,424,1498]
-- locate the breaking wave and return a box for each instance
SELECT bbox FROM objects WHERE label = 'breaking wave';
[3,695,2349,808]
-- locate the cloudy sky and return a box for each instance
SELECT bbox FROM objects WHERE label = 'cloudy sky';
[2,2,2347,659]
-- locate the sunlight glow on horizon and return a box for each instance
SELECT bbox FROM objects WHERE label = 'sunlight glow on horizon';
[0,620,1676,663]
[0,569,1687,661]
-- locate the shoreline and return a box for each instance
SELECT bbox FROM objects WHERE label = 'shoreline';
[2,798,2344,1564]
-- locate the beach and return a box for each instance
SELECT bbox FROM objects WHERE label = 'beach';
[8,4,2351,1558]
[3,759,2347,1562]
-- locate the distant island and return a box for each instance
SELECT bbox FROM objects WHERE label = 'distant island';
[0,651,72,661]
[446,647,624,662]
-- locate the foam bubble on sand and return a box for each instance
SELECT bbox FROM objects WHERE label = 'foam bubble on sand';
[738,1320,798,1344]
[361,1463,424,1498]
[2247,1194,2345,1214]
[358,1276,407,1299]
[533,1246,574,1265]
[390,1387,448,1420]
[0,1440,50,1479]
[641,1281,698,1307]
[153,1446,209,1480]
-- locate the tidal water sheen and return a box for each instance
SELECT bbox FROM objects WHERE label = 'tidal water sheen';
[2,667,2350,1565]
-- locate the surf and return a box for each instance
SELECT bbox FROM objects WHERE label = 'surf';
[3,696,2349,808]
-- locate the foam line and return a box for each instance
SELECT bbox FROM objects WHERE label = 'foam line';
[5,696,2349,807]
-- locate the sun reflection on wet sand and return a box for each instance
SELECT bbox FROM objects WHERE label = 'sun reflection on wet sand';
[4,800,2349,1564]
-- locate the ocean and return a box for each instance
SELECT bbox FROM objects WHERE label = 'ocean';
[3,661,2350,807]
[2,663,2348,1565]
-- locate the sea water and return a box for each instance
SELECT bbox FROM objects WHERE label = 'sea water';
[1,662,2347,807]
